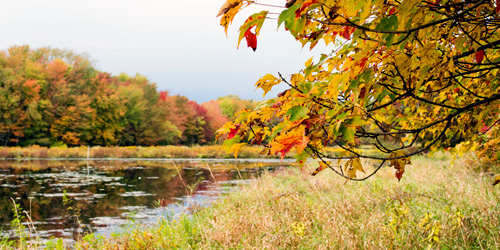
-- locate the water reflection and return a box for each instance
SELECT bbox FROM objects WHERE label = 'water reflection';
[0,159,292,241]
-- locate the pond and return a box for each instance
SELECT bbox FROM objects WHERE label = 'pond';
[0,159,293,243]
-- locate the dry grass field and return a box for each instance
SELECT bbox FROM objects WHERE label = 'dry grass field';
[63,153,500,249]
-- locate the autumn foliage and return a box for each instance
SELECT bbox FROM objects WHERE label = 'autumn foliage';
[218,0,500,182]
[0,46,250,147]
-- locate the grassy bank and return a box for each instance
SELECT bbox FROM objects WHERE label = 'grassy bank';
[62,153,499,249]
[0,145,380,160]
[3,153,498,249]
[0,145,265,159]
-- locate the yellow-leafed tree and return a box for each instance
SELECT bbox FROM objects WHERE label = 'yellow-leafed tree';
[217,0,500,182]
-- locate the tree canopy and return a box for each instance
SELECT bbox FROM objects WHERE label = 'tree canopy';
[0,46,250,147]
[217,0,500,181]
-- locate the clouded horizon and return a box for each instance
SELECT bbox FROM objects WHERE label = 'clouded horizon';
[0,0,326,103]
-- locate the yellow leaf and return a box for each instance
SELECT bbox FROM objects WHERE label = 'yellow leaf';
[344,159,356,179]
[305,57,313,67]
[290,73,304,87]
[344,157,364,179]
[337,150,347,166]
[219,0,243,35]
[352,158,365,174]
[228,143,246,159]
[493,175,500,186]
[358,0,372,23]
[255,74,281,98]
[217,0,242,17]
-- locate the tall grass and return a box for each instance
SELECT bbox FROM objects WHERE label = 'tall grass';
[66,152,499,249]
[0,145,270,159]
[0,145,383,160]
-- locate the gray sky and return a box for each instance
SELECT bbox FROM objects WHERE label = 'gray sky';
[0,0,323,103]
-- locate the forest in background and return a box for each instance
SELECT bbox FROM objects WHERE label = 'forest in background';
[0,45,256,147]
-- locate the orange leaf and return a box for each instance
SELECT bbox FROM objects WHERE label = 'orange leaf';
[270,125,309,160]
[312,161,330,176]
[341,26,354,40]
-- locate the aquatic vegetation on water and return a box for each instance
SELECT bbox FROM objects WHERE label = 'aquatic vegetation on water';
[0,160,283,246]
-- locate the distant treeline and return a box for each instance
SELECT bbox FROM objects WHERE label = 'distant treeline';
[0,46,256,146]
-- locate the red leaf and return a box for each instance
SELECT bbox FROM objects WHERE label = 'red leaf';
[295,0,318,18]
[476,50,484,63]
[340,26,354,40]
[244,29,257,51]
[497,0,500,14]
[388,7,396,15]
[295,8,301,18]
[359,85,367,98]
[395,168,404,181]
[358,57,368,69]
[228,124,241,139]
[159,90,168,101]
[481,124,490,133]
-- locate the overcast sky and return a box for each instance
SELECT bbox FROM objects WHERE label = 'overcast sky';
[0,0,325,103]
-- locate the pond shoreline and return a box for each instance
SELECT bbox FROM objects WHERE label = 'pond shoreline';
[0,157,295,162]
[0,145,277,159]
[0,145,363,160]
[70,154,499,249]
[0,159,290,246]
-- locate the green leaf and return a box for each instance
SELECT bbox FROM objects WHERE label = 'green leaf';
[223,136,241,152]
[299,82,313,93]
[295,149,309,165]
[287,106,309,121]
[375,15,398,46]
[346,117,365,126]
[376,15,398,31]
[278,5,300,30]
[339,125,356,144]
[238,11,268,48]
[348,79,360,91]
[359,70,373,83]
[294,17,307,36]
[337,112,348,120]
[385,33,395,46]
[270,123,285,138]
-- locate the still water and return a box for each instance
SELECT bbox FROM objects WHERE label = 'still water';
[0,159,291,242]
